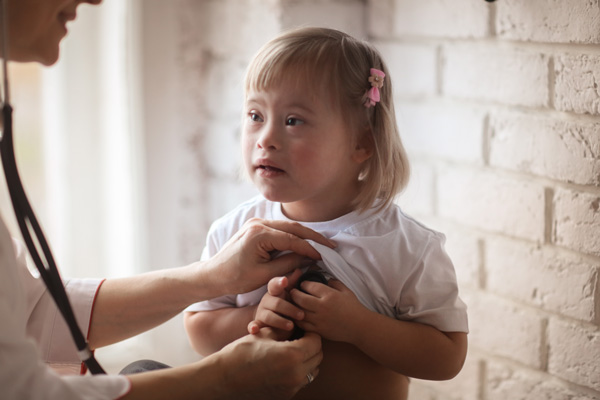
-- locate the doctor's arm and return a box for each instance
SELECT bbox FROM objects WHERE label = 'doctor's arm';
[88,219,333,349]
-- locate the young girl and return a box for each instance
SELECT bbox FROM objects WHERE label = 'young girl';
[184,27,468,399]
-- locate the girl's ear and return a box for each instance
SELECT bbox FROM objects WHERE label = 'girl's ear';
[352,130,374,164]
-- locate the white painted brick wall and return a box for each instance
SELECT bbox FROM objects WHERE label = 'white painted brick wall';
[497,0,600,44]
[390,0,490,38]
[466,291,545,369]
[555,54,600,115]
[547,318,600,391]
[486,238,598,322]
[486,360,597,400]
[376,42,438,98]
[489,111,600,185]
[398,102,485,164]
[553,187,600,257]
[370,1,600,399]
[443,227,481,290]
[437,168,546,241]
[443,43,550,107]
[397,160,436,216]
[280,0,366,39]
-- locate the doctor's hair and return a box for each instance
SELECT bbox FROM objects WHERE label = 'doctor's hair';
[244,27,410,212]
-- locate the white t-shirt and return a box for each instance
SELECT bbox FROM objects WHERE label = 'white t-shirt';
[187,196,468,333]
[0,215,130,399]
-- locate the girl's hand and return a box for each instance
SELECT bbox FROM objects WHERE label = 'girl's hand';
[248,269,305,341]
[291,279,365,344]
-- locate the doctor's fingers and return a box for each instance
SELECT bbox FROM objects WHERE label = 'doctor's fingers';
[264,252,320,279]
[248,218,336,250]
[288,331,323,364]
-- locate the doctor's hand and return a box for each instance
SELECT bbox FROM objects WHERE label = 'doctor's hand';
[206,218,335,296]
[124,327,322,400]
[216,328,322,399]
[248,269,305,341]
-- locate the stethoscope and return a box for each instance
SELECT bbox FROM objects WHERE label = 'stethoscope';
[0,1,105,374]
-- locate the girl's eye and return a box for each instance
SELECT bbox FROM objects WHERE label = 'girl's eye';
[249,112,263,122]
[285,117,304,126]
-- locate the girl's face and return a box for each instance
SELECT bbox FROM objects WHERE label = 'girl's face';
[242,77,371,222]
[6,0,101,65]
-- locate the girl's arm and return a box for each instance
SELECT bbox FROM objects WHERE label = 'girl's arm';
[184,307,257,355]
[292,279,467,380]
[349,310,467,380]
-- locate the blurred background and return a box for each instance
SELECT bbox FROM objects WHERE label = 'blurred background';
[6,1,599,399]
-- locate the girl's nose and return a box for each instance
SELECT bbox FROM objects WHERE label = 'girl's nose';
[256,123,280,150]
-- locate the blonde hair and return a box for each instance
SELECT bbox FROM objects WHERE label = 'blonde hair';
[244,27,410,212]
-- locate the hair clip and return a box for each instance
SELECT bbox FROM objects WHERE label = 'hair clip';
[364,68,385,108]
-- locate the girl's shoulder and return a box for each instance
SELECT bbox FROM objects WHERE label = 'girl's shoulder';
[348,202,445,243]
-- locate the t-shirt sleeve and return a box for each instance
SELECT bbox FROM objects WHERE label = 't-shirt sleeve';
[395,233,469,333]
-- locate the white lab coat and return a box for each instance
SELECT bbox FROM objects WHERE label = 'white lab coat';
[0,216,130,399]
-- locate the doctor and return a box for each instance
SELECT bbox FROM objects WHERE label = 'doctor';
[1,0,328,399]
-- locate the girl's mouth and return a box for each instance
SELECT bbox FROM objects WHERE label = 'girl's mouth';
[257,164,285,177]
[259,165,284,173]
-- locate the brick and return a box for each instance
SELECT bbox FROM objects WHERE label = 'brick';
[547,318,600,391]
[555,54,600,115]
[397,102,485,163]
[376,42,437,98]
[497,0,600,44]
[397,161,435,217]
[179,0,282,61]
[486,359,600,400]
[280,0,366,38]
[366,0,394,39]
[553,188,600,257]
[466,291,545,368]
[443,43,550,108]
[391,0,490,38]
[437,168,546,241]
[489,111,600,186]
[486,238,599,322]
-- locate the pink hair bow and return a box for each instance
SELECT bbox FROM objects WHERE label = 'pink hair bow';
[364,68,385,108]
